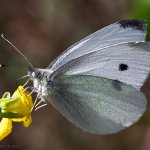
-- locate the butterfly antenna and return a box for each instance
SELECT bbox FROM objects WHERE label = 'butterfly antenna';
[1,34,34,70]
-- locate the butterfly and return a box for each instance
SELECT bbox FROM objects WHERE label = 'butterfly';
[2,19,150,135]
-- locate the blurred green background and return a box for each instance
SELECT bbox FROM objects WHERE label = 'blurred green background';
[0,0,150,150]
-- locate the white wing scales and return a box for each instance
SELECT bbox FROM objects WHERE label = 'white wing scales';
[48,19,147,72]
[61,42,150,90]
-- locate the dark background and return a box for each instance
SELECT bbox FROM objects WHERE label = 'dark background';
[0,0,150,150]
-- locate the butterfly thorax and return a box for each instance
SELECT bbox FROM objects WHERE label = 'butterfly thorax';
[28,68,53,100]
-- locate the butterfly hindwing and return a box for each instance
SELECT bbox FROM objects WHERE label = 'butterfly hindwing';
[50,75,147,134]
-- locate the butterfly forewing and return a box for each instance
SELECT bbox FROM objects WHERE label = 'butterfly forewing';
[51,42,150,90]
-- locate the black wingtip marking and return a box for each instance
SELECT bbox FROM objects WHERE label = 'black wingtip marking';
[118,19,147,31]
[112,80,122,91]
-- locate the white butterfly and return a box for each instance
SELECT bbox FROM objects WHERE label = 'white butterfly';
[3,19,149,134]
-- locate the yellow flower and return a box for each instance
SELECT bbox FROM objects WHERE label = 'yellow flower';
[0,86,33,141]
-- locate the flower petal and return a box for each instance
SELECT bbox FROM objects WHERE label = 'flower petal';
[0,86,33,118]
[23,116,32,127]
[0,118,12,141]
